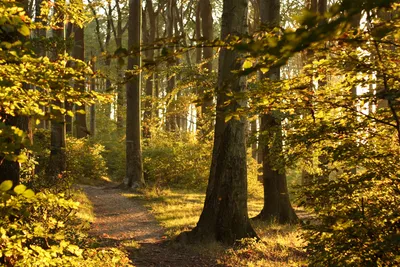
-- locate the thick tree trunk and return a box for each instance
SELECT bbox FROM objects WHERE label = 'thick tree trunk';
[125,0,144,188]
[181,0,258,244]
[256,113,298,223]
[0,115,30,185]
[255,0,298,223]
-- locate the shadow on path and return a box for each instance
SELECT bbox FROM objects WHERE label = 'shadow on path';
[81,185,219,267]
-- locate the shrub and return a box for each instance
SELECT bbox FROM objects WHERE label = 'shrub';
[143,131,211,190]
[99,137,126,182]
[66,137,108,184]
[23,130,108,190]
[0,180,131,266]
[301,164,400,266]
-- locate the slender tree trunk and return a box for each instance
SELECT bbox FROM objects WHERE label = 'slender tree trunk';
[48,3,66,180]
[251,120,257,160]
[35,0,48,130]
[200,0,213,112]
[196,0,214,137]
[195,2,202,133]
[113,0,128,131]
[90,57,96,137]
[143,0,157,138]
[165,0,177,131]
[125,0,144,188]
[65,23,74,135]
[181,0,258,244]
[73,17,88,138]
[255,0,298,223]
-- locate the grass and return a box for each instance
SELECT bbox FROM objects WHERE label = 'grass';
[72,188,95,225]
[123,186,307,266]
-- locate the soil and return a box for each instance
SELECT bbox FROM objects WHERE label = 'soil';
[81,184,219,267]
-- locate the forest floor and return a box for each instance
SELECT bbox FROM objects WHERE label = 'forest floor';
[81,184,219,267]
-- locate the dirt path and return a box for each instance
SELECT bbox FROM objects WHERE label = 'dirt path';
[81,185,217,267]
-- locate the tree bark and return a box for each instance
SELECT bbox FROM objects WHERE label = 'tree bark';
[49,3,66,180]
[255,0,298,223]
[111,0,128,130]
[90,56,96,137]
[200,0,213,112]
[73,17,88,138]
[125,0,144,188]
[181,0,258,244]
[165,0,177,131]
[0,115,30,185]
[143,0,157,138]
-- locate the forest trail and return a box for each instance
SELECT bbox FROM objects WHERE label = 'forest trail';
[81,185,217,267]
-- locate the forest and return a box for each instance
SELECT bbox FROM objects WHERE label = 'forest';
[1,0,399,265]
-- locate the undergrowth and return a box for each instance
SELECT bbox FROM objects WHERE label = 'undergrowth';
[124,187,306,266]
[0,181,132,266]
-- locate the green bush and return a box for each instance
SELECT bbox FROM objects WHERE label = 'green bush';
[246,154,263,199]
[143,131,212,190]
[66,137,108,184]
[301,165,400,266]
[24,130,108,189]
[0,180,131,266]
[99,137,126,182]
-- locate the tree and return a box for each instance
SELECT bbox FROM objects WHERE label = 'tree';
[239,0,400,263]
[73,5,89,138]
[181,0,258,244]
[125,0,144,188]
[254,0,298,223]
[0,0,31,185]
[199,0,214,115]
[49,0,67,180]
[142,0,158,138]
[0,0,101,185]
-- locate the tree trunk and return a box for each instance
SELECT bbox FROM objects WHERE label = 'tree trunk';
[165,0,177,131]
[35,0,48,130]
[256,113,298,222]
[200,0,213,112]
[49,4,66,180]
[113,0,128,131]
[255,0,298,223]
[0,115,30,185]
[251,119,257,160]
[65,23,74,135]
[181,0,258,244]
[125,0,144,188]
[90,57,96,137]
[143,0,157,138]
[73,18,88,138]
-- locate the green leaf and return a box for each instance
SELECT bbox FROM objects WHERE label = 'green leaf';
[14,184,26,195]
[242,59,253,69]
[18,25,30,36]
[0,180,12,192]
[22,189,35,198]
[225,114,233,122]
